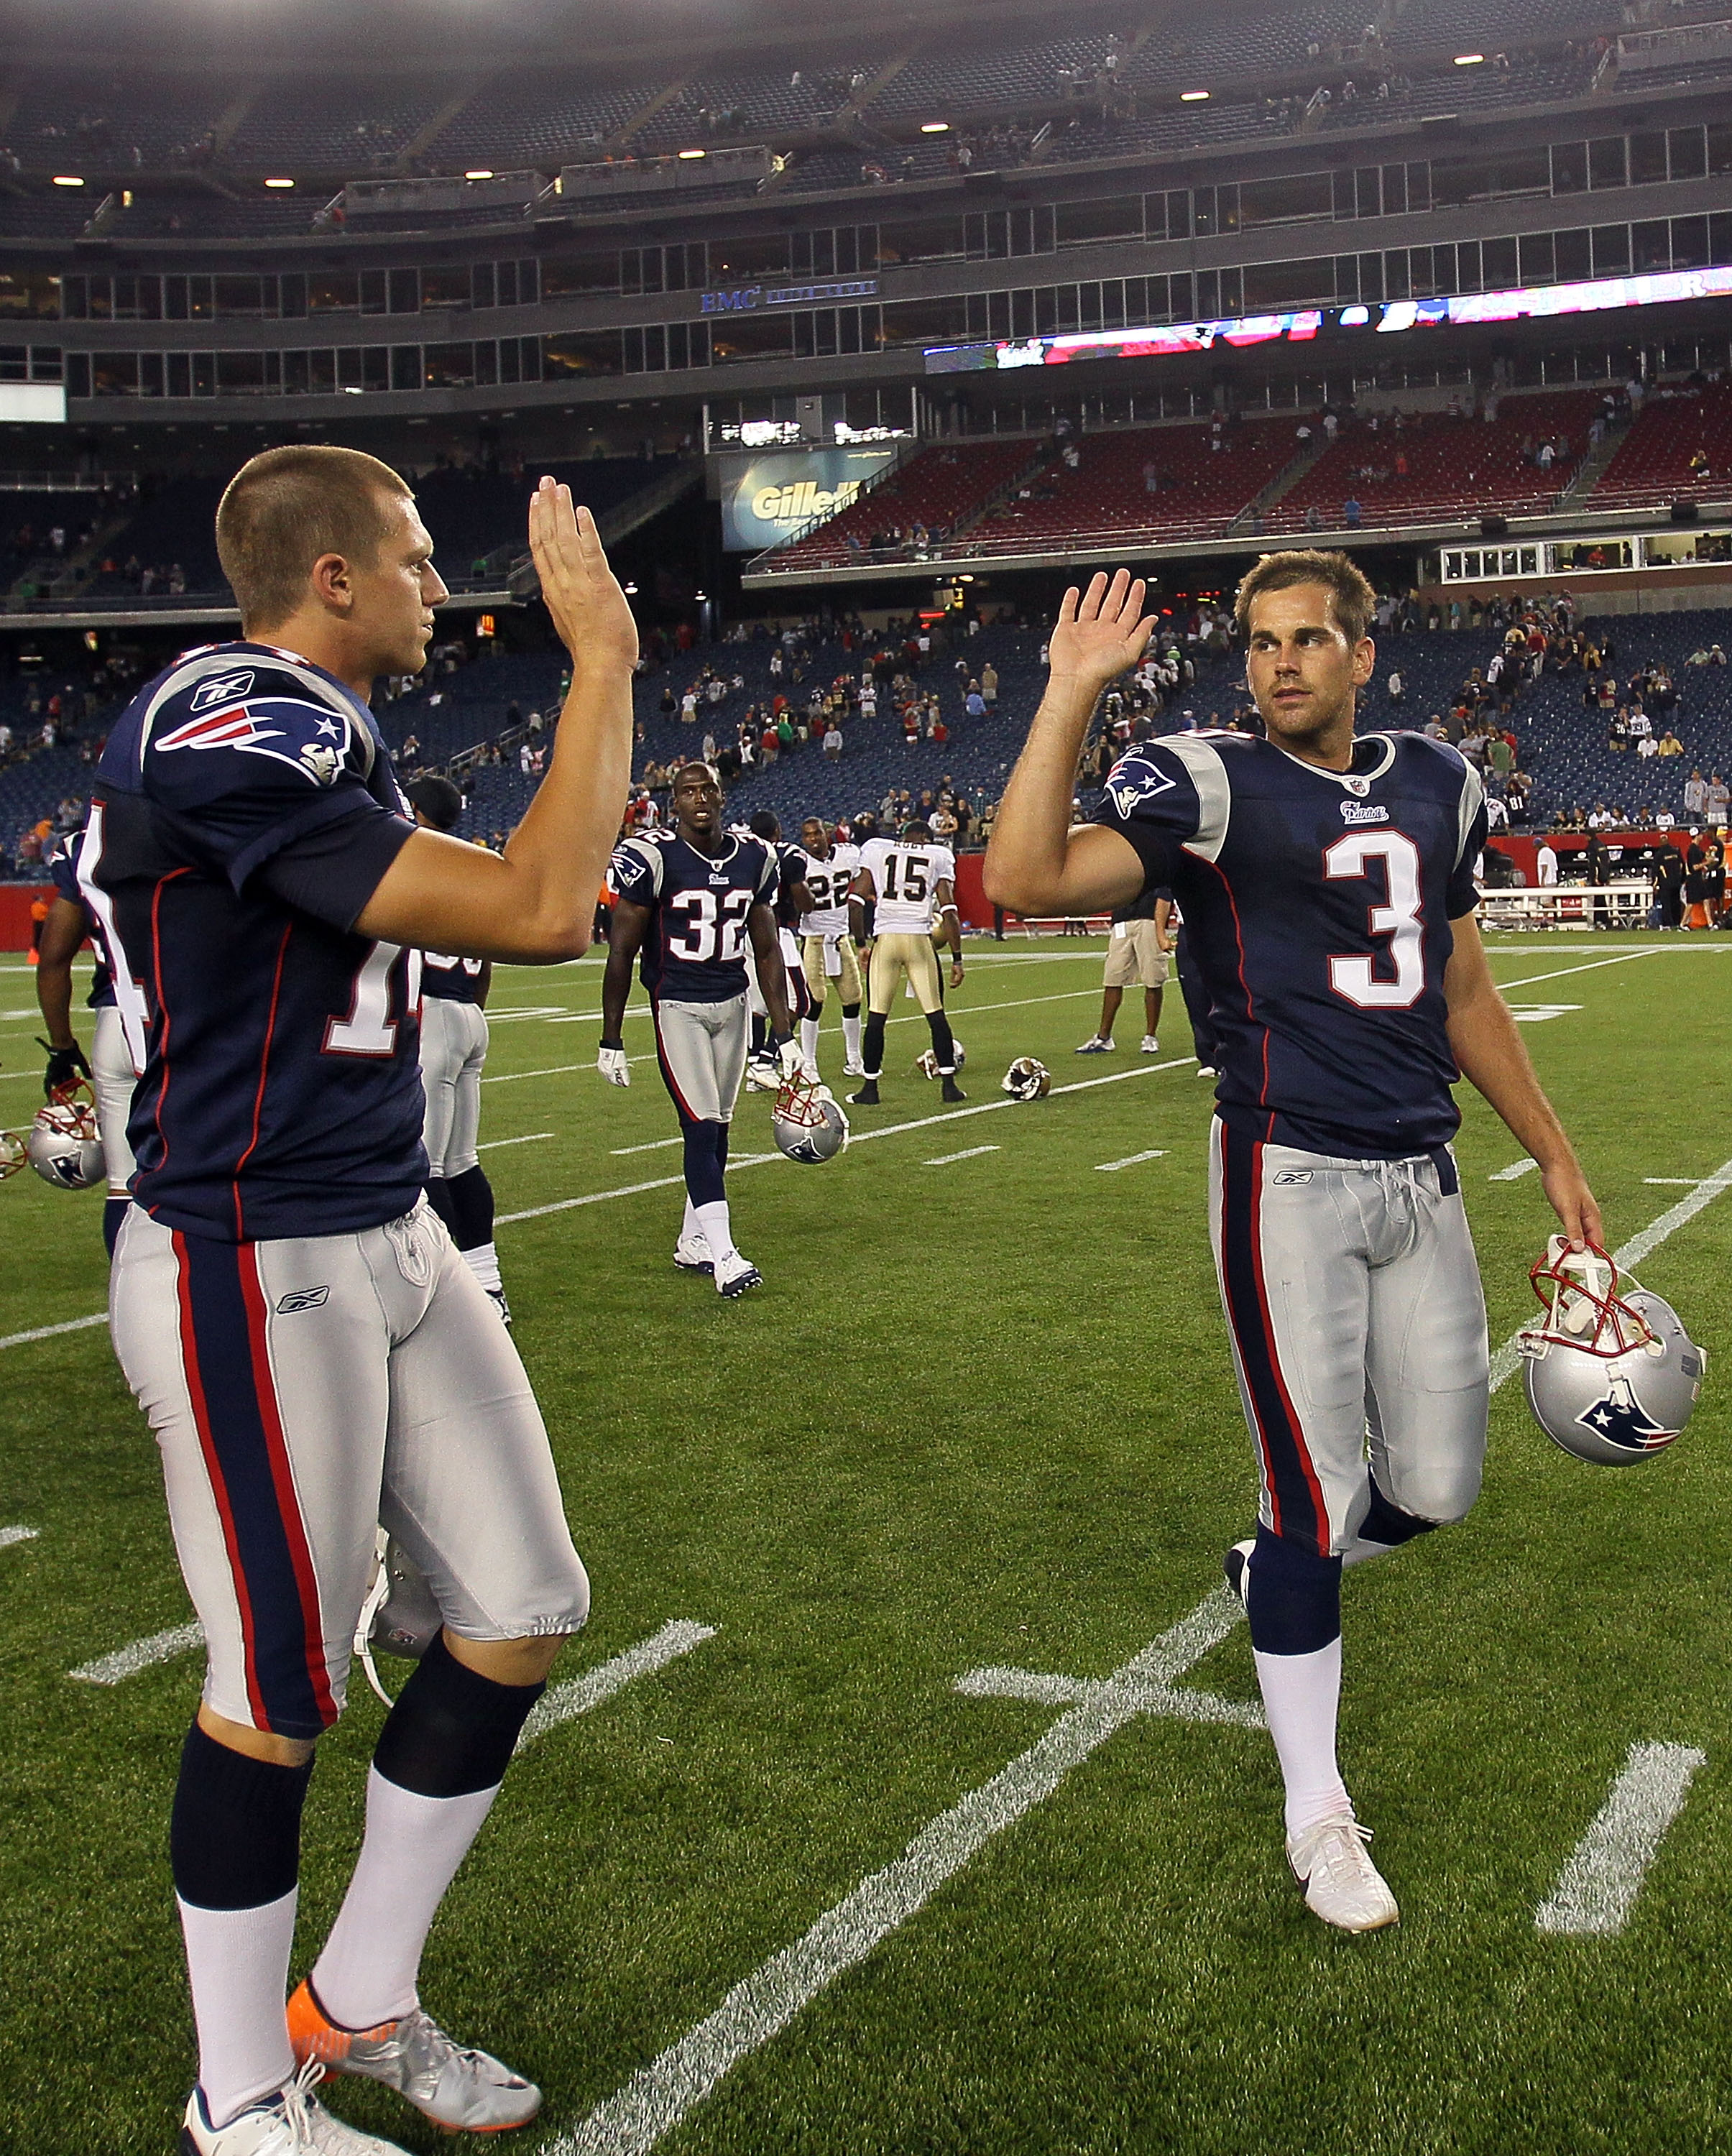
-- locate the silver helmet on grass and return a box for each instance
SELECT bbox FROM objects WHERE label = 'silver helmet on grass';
[771,1070,849,1163]
[915,1038,965,1079]
[26,1083,105,1192]
[1001,1056,1051,1101]
[0,1128,27,1181]
[1519,1236,1706,1466]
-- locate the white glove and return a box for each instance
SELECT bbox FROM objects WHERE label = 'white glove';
[597,1044,630,1087]
[775,1036,802,1082]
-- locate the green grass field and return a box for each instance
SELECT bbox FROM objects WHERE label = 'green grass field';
[2,931,1731,2156]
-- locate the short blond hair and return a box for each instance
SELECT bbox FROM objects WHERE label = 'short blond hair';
[216,444,413,629]
[1234,548,1377,648]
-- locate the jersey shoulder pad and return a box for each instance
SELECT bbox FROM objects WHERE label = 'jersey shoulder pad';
[140,648,368,797]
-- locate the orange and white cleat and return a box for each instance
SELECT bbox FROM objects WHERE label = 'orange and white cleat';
[287,1981,540,2134]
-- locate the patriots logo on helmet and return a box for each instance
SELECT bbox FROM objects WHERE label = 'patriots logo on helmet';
[1574,1373,1673,1453]
[1103,755,1176,820]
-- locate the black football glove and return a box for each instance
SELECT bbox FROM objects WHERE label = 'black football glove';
[38,1035,91,1099]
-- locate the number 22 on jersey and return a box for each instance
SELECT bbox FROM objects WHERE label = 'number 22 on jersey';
[1324,830,1424,1010]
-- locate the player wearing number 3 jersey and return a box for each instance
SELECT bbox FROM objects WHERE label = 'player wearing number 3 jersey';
[987,552,1599,1935]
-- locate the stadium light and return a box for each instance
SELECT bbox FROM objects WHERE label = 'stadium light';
[678,148,706,160]
[52,175,83,187]
[464,168,494,180]
[264,177,295,189]
[1179,89,1210,101]
[1453,51,1484,63]
[921,121,949,132]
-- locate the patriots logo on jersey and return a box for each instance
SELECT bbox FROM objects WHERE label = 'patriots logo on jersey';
[156,696,350,787]
[1104,754,1176,820]
[1575,1373,1673,1452]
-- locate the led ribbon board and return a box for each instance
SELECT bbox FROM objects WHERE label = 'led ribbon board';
[923,263,1732,373]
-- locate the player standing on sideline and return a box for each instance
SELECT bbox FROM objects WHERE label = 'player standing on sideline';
[600,762,797,1296]
[847,819,965,1106]
[1075,887,1170,1055]
[796,814,864,1077]
[985,554,1599,1933]
[742,808,816,1089]
[34,825,137,1253]
[86,447,633,2155]
[403,773,510,1325]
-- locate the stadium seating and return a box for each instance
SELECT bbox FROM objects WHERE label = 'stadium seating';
[1588,383,1732,511]
[763,441,1036,571]
[1267,392,1604,533]
[963,422,1296,551]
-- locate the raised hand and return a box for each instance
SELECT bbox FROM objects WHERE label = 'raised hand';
[528,478,639,676]
[1045,568,1157,694]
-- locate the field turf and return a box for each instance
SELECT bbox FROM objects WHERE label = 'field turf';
[1,929,1730,2155]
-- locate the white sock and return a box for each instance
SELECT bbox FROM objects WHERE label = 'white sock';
[459,1241,502,1294]
[178,1888,299,2129]
[1253,1639,1352,1842]
[799,1015,821,1066]
[842,1013,862,1064]
[311,1769,499,2031]
[695,1199,736,1266]
[681,1196,704,1246]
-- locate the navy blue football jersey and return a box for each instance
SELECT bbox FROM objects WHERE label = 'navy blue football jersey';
[47,829,115,1008]
[1093,729,1487,1157]
[85,641,424,1240]
[422,950,486,1004]
[609,829,778,1003]
[772,842,811,931]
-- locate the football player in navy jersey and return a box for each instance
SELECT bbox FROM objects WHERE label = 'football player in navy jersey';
[403,774,510,1324]
[85,446,633,2156]
[600,761,797,1296]
[987,554,1599,1934]
[742,808,816,1089]
[34,825,137,1252]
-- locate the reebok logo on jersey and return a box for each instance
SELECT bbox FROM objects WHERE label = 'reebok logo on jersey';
[188,670,256,711]
[1103,755,1176,820]
[1340,801,1389,826]
[275,1284,330,1313]
[1271,1169,1313,1184]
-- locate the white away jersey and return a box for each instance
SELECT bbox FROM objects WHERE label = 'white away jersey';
[858,837,955,934]
[798,842,862,936]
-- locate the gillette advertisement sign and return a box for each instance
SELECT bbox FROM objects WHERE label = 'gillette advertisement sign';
[720,446,896,552]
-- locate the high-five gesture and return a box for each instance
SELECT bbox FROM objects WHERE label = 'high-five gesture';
[529,477,639,676]
[1046,568,1156,694]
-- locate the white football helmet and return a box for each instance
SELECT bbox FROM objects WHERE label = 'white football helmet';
[27,1085,105,1192]
[354,1528,443,1705]
[1000,1056,1052,1101]
[771,1070,849,1163]
[1519,1237,1706,1466]
[914,1037,965,1079]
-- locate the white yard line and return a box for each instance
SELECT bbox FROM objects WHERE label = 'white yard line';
[0,1525,40,1550]
[1095,1148,1168,1172]
[1490,1158,1539,1181]
[1491,951,1664,992]
[477,1132,555,1151]
[0,1312,109,1352]
[68,1620,205,1685]
[1535,1741,1706,1937]
[516,1620,717,1754]
[612,1138,684,1156]
[540,1591,1248,2156]
[1643,1177,1698,1185]
[1486,1156,1732,1393]
[1507,1004,1582,1023]
[923,1145,1000,1166]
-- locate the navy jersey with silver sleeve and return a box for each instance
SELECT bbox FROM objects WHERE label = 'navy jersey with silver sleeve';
[610,829,778,1003]
[773,841,811,931]
[47,829,116,1008]
[1092,730,1486,1157]
[421,950,485,1004]
[83,641,424,1240]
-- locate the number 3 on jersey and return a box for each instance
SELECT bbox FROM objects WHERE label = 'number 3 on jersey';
[1324,830,1424,1009]
[666,886,751,963]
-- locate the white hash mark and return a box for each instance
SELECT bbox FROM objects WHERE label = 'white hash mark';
[1536,1741,1706,1937]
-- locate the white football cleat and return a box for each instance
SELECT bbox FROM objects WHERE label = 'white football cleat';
[673,1235,714,1275]
[714,1252,763,1297]
[484,1285,512,1327]
[1222,1537,1255,1608]
[1196,1065,1219,1079]
[842,1058,865,1078]
[181,2060,410,2155]
[1286,1815,1399,1933]
[744,1056,780,1092]
[1074,1036,1113,1054]
[288,1984,539,2132]
[1140,1034,1161,1054]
